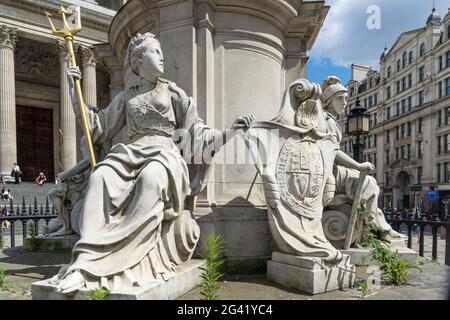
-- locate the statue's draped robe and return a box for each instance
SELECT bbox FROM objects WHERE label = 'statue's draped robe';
[62,79,219,290]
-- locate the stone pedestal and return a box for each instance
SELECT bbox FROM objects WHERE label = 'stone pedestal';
[341,247,418,267]
[32,259,205,300]
[25,235,80,251]
[267,252,355,295]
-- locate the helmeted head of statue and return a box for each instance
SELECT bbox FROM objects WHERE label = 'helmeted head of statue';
[322,76,348,116]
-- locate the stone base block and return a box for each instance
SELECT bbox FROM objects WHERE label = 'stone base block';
[267,252,355,295]
[32,259,205,300]
[341,247,418,266]
[25,235,80,251]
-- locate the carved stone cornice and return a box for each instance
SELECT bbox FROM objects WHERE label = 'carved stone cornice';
[0,25,18,50]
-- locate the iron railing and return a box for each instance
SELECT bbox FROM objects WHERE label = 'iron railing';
[386,214,450,266]
[0,197,57,248]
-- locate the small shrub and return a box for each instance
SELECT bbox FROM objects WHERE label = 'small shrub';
[366,234,410,285]
[199,233,225,300]
[360,280,369,298]
[0,266,8,291]
[88,288,111,300]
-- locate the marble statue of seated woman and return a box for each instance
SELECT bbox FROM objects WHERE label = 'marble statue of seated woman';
[52,32,254,294]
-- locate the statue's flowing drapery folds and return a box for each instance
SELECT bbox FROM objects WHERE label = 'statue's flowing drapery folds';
[60,79,220,290]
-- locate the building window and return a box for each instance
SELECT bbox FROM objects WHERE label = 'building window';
[438,136,442,155]
[417,166,422,184]
[396,102,400,115]
[395,126,399,140]
[396,147,400,159]
[385,171,390,186]
[385,150,390,165]
[374,133,377,146]
[402,51,407,68]
[448,25,450,39]
[438,164,442,182]
[386,106,391,120]
[368,96,373,108]
[420,43,425,57]
[417,141,423,159]
[418,66,425,82]
[386,129,391,143]
[438,81,443,98]
[418,90,424,106]
[416,117,423,133]
[409,51,413,64]
[439,55,443,71]
[446,133,450,154]
[446,107,450,125]
[401,77,406,91]
[401,99,407,114]
[445,163,450,182]
[373,113,378,126]
[407,144,411,160]
[408,73,412,88]
[397,59,401,71]
[407,122,411,136]
[396,81,400,94]
[446,77,450,96]
[407,96,412,111]
[401,145,406,159]
[447,51,450,68]
[401,123,406,138]
[374,93,378,106]
[386,86,391,99]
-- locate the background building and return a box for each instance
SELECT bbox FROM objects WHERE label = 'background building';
[339,7,450,215]
[0,0,127,181]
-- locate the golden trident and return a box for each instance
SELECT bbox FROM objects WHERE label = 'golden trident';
[45,5,97,167]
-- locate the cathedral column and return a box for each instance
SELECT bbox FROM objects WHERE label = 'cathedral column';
[0,25,18,174]
[80,46,97,107]
[57,40,77,172]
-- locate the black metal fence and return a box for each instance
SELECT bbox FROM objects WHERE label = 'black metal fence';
[386,214,450,266]
[0,197,57,248]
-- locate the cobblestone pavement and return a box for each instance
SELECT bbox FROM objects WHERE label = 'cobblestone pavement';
[0,235,449,300]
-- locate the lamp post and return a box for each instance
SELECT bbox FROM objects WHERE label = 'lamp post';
[347,97,370,163]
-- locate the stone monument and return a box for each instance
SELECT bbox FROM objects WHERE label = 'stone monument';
[244,78,360,294]
[32,30,254,299]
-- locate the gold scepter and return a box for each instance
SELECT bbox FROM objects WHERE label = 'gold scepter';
[45,5,97,167]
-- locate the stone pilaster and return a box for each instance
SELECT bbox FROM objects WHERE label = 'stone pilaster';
[0,25,18,174]
[80,46,97,106]
[56,40,77,172]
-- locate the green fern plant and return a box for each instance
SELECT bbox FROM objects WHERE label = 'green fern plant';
[199,233,225,300]
[88,288,111,300]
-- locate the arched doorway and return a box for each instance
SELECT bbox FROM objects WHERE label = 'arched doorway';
[394,171,411,210]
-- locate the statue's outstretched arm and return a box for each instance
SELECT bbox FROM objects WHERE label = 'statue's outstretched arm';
[335,150,374,172]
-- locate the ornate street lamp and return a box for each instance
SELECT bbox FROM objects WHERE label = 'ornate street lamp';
[347,97,370,163]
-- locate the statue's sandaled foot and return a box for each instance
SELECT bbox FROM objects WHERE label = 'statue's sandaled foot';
[56,270,85,294]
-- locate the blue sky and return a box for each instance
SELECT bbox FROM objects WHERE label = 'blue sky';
[307,0,450,85]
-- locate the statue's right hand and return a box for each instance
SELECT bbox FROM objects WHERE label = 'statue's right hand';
[66,66,82,81]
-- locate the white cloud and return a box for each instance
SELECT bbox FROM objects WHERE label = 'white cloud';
[309,0,449,69]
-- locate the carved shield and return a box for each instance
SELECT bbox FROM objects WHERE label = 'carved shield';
[276,135,325,216]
